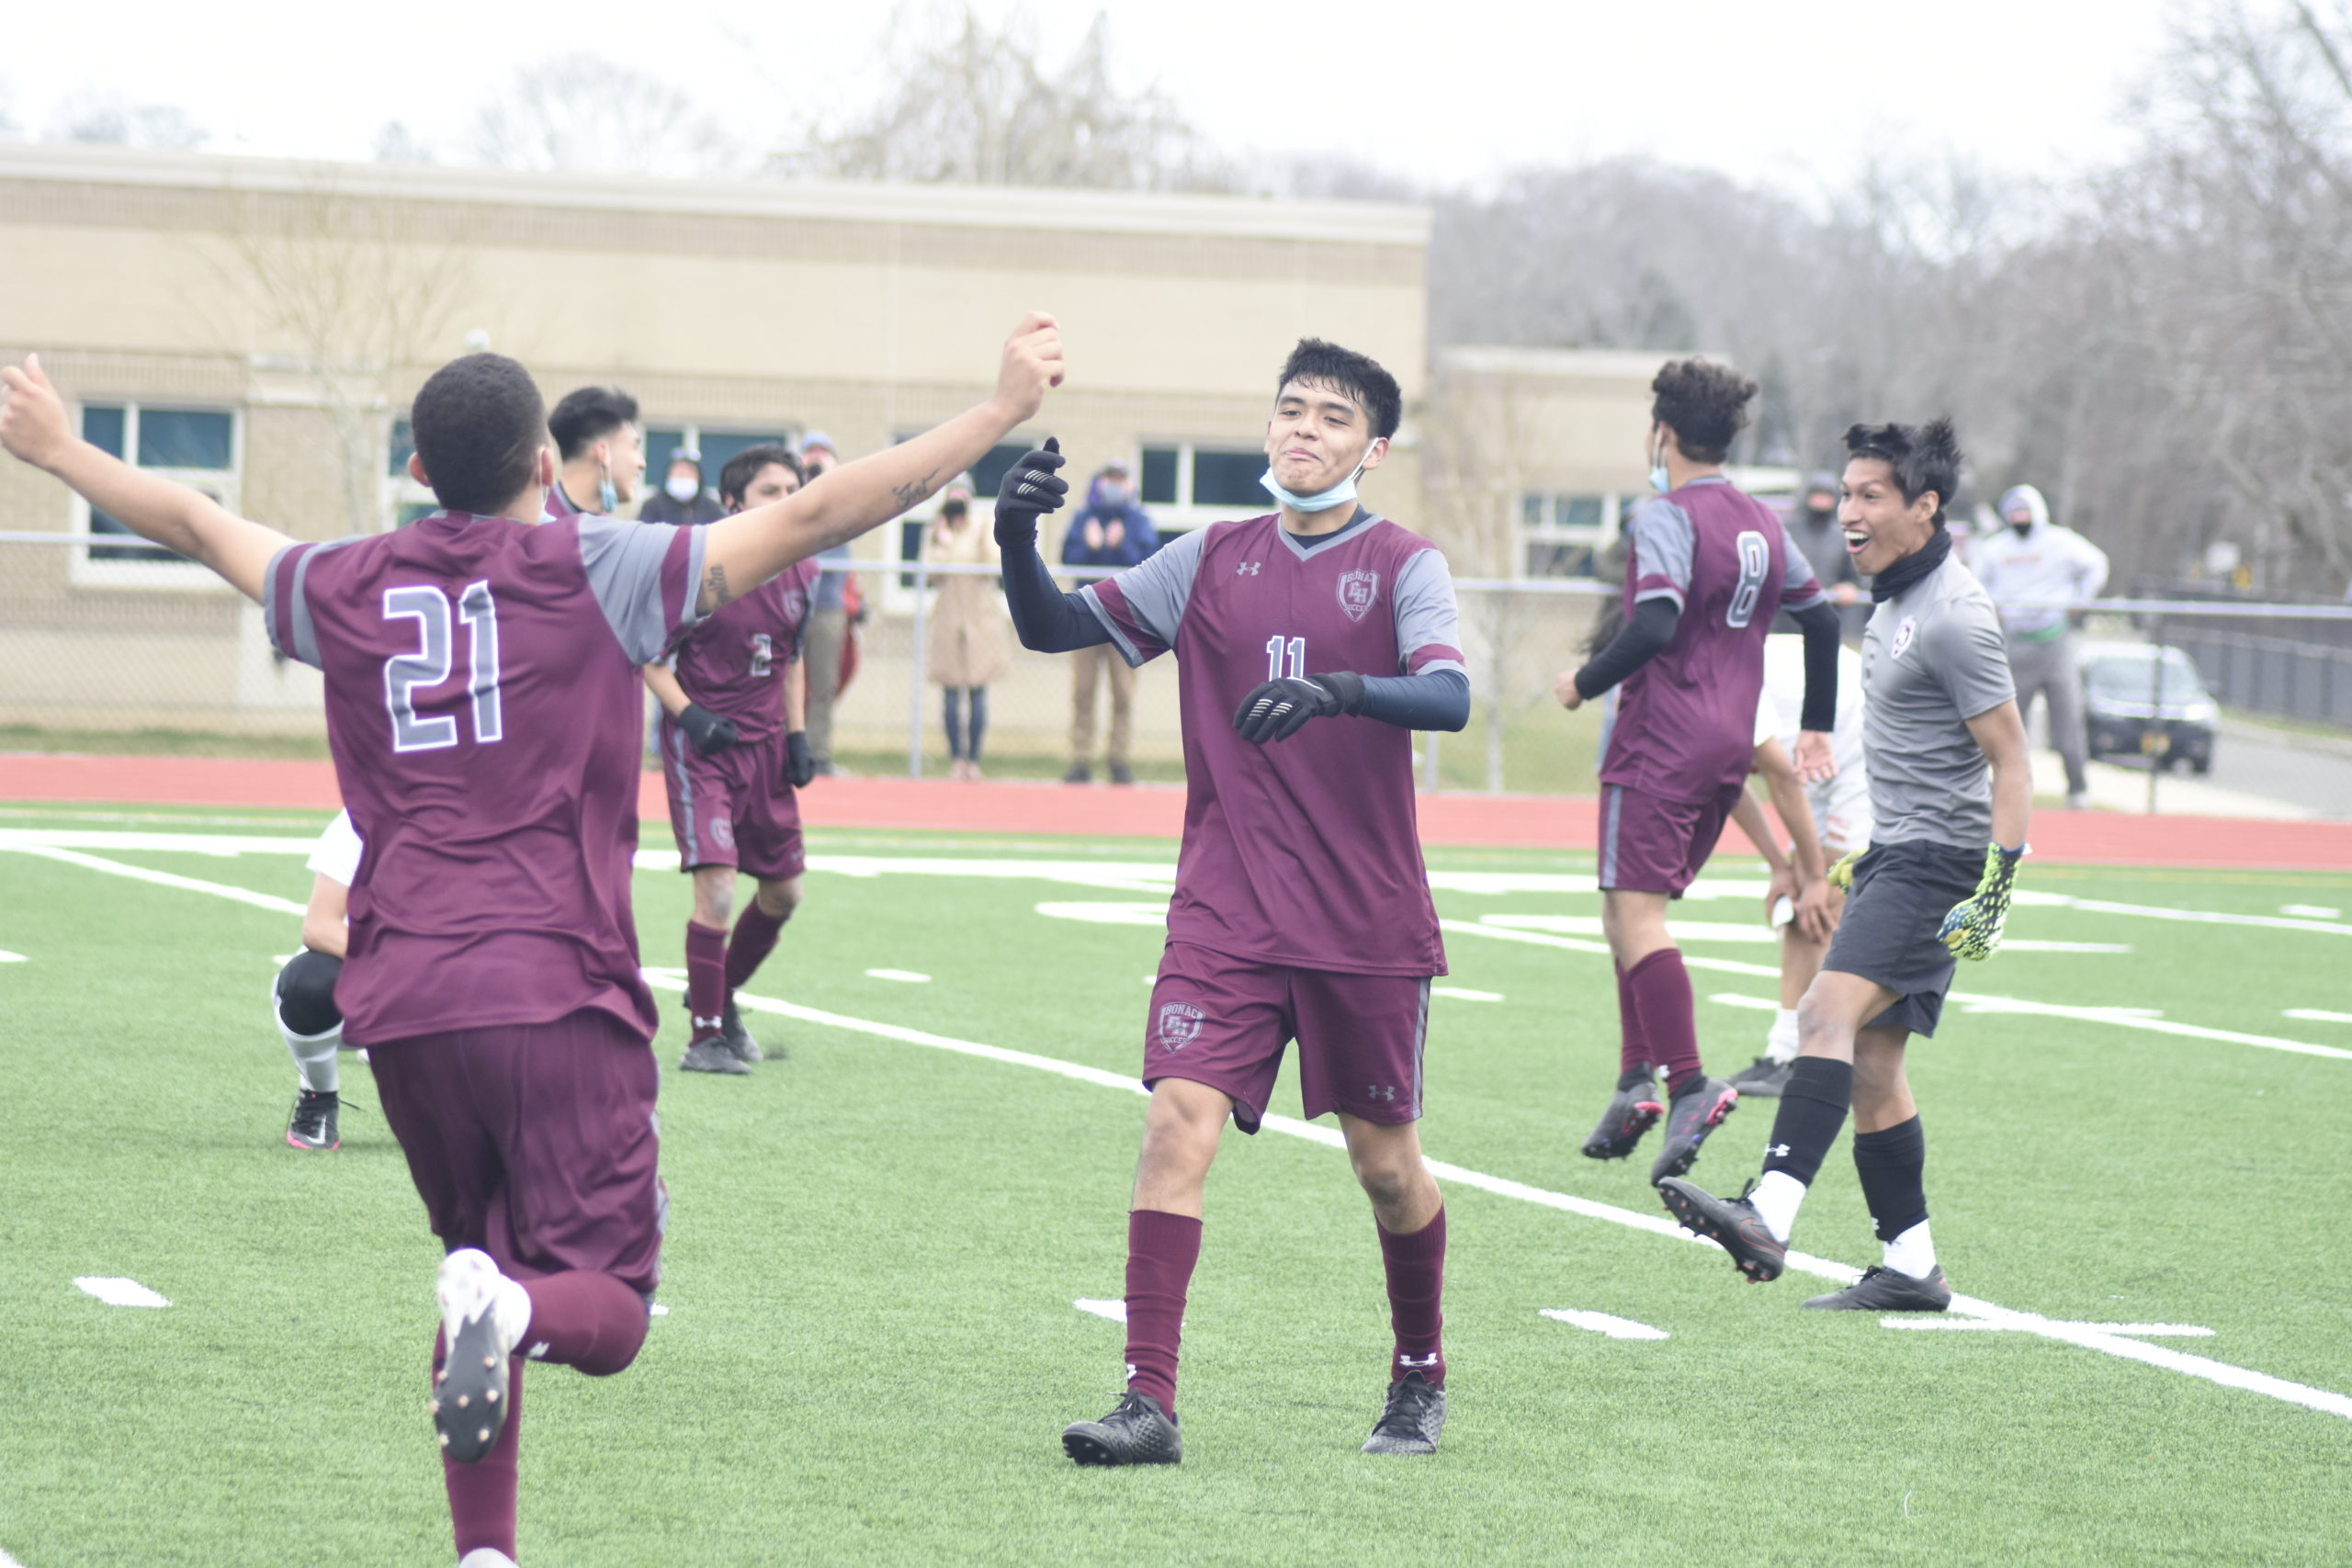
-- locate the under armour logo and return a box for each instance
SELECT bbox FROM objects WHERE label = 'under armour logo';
[693,1015,723,1031]
[1237,561,1261,575]
[1768,1143,1792,1157]
[1367,1084,1397,1101]
[1125,1362,1137,1382]
[1397,1352,1441,1368]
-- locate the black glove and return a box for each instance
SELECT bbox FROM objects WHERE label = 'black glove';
[784,730,817,789]
[1231,671,1365,743]
[678,702,740,758]
[993,437,1069,547]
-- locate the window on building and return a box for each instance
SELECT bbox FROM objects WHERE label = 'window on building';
[1517,489,1625,580]
[74,403,238,581]
[384,417,437,527]
[1135,441,1268,534]
[646,425,797,502]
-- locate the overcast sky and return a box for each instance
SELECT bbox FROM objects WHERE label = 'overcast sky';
[1,0,2181,195]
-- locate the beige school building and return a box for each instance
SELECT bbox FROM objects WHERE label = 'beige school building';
[0,142,1659,760]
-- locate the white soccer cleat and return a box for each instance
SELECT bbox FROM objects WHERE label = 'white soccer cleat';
[432,1249,530,1464]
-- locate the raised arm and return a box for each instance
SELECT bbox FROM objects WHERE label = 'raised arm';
[697,314,1063,613]
[0,355,290,602]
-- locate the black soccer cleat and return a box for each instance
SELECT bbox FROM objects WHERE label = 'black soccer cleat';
[720,995,773,1065]
[678,1037,752,1076]
[1581,1074,1664,1161]
[1725,1055,1792,1098]
[1362,1371,1447,1455]
[431,1251,514,1465]
[286,1089,339,1151]
[1804,1265,1951,1313]
[1657,1177,1788,1283]
[1062,1391,1182,1466]
[1649,1077,1739,1184]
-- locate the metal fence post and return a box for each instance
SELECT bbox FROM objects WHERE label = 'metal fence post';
[2146,615,2165,816]
[907,561,928,779]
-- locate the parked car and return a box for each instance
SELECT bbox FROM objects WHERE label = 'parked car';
[2077,640,2219,773]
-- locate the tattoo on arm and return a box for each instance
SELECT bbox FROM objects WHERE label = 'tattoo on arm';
[705,563,733,608]
[890,468,942,509]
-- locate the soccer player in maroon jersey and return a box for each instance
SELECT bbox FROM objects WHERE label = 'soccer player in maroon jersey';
[0,316,1063,1566]
[995,339,1470,1464]
[641,443,820,1075]
[541,384,644,521]
[1555,359,1844,1187]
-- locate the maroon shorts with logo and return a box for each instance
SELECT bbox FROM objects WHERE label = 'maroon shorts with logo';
[1145,941,1431,1134]
[369,1010,665,1297]
[1598,781,1744,897]
[662,728,806,882]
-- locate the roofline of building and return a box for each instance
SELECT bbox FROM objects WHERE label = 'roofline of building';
[1438,345,1712,378]
[0,142,1433,247]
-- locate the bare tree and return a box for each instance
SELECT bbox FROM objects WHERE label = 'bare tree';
[786,6,1231,190]
[47,89,207,148]
[467,54,747,178]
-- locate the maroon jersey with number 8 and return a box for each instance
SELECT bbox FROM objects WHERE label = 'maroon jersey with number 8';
[263,510,705,1045]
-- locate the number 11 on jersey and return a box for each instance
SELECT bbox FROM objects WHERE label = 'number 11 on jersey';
[1264,636,1306,681]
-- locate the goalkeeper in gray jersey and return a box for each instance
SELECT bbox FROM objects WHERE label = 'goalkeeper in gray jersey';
[1657,418,2032,1312]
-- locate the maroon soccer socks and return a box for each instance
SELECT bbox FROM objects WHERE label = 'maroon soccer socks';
[684,920,729,1043]
[1624,948,1703,1094]
[517,1272,651,1378]
[1378,1208,1447,1386]
[724,902,788,992]
[1122,1209,1202,1415]
[441,1348,522,1561]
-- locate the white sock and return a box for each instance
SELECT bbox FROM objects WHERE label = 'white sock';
[1747,1170,1807,1243]
[1883,1220,1937,1278]
[278,1010,341,1094]
[1765,1008,1800,1064]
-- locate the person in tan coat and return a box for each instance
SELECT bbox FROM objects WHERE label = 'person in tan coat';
[923,483,1010,779]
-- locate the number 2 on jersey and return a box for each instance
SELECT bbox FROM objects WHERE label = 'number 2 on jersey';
[1264,636,1306,681]
[1726,529,1770,628]
[749,633,774,680]
[383,581,504,752]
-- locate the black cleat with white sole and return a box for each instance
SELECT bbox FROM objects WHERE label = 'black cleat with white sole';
[1362,1371,1446,1455]
[1581,1074,1663,1161]
[1062,1392,1182,1466]
[1657,1177,1787,1282]
[432,1255,514,1464]
[1649,1077,1739,1185]
[1804,1265,1951,1312]
[286,1088,339,1151]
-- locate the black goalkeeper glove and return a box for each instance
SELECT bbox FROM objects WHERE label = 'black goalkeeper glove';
[784,730,817,789]
[678,703,740,758]
[1939,843,2024,961]
[993,437,1069,548]
[1231,671,1365,743]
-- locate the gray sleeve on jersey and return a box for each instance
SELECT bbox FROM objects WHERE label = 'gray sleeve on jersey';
[578,514,707,664]
[262,544,305,667]
[1928,600,2018,721]
[1079,525,1207,666]
[1776,520,1828,607]
[265,538,356,669]
[1626,499,1695,606]
[1391,547,1466,675]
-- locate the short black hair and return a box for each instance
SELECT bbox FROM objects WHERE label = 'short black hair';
[1843,419,1964,525]
[409,353,547,516]
[1650,358,1757,465]
[547,384,640,462]
[717,443,802,509]
[1276,338,1401,441]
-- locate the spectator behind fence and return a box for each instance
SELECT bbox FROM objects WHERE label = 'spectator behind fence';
[637,443,724,526]
[1970,482,2110,810]
[924,481,1009,781]
[1060,459,1160,784]
[797,432,851,775]
[1774,470,1864,640]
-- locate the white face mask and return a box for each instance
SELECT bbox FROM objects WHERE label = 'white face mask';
[665,474,698,502]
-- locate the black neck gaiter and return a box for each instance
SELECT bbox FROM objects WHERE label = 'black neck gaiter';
[1870,526,1952,603]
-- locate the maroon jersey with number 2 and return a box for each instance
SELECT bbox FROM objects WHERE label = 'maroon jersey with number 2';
[1085,510,1464,976]
[263,509,706,1045]
[663,558,818,742]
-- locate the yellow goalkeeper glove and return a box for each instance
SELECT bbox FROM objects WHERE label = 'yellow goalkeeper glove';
[1826,850,1863,891]
[1939,844,2024,961]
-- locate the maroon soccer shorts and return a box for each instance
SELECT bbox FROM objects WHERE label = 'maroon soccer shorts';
[1145,942,1431,1134]
[369,1010,665,1297]
[662,729,806,881]
[1597,780,1745,896]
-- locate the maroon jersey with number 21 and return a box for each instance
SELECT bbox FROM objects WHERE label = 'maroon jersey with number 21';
[263,509,706,1046]
[1086,510,1464,976]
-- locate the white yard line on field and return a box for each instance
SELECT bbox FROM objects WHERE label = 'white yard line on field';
[74,1276,169,1308]
[2285,1009,2352,1025]
[1073,1299,1127,1324]
[1541,1308,1669,1340]
[6,845,308,916]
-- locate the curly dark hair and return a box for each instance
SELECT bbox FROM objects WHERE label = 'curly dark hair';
[408,354,547,516]
[1649,358,1758,464]
[1276,337,1402,440]
[1843,418,1964,525]
[717,443,803,509]
[547,384,640,462]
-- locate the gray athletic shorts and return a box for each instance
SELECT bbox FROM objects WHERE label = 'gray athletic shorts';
[1821,840,1985,1038]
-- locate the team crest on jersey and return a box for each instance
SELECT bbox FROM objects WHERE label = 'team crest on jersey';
[712,817,736,851]
[1156,1001,1204,1051]
[1336,569,1381,623]
[1890,615,1918,660]
[780,588,807,622]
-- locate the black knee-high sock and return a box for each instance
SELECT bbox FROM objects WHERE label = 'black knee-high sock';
[1760,1056,1853,1186]
[1853,1115,1928,1242]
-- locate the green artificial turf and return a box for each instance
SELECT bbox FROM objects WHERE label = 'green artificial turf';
[1,825,2347,1566]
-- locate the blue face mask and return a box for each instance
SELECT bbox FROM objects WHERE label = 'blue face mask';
[1647,430,1671,495]
[1261,441,1382,514]
[597,461,618,514]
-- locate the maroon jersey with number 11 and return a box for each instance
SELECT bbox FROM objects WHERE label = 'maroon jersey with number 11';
[263,510,706,1045]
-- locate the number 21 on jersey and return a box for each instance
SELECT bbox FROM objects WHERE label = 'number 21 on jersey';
[1264,636,1306,681]
[383,581,503,752]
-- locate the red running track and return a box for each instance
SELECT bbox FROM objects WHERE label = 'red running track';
[3,751,2347,870]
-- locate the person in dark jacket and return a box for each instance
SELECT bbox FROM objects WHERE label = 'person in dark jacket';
[1774,470,1865,640]
[637,444,725,526]
[1059,459,1160,783]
